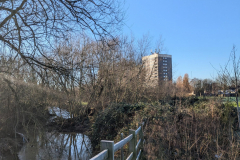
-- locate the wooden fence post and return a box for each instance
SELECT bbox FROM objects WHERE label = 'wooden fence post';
[121,133,124,160]
[100,140,114,160]
[129,129,137,159]
[139,122,144,150]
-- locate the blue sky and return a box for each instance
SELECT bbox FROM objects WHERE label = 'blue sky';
[122,0,240,80]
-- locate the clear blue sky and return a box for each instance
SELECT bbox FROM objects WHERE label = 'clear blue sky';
[122,0,240,80]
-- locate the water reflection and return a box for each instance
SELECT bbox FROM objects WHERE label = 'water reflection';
[48,107,71,119]
[18,132,92,160]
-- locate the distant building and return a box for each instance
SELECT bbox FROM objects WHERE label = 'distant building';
[142,52,172,85]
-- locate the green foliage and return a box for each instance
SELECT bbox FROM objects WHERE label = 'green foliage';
[220,102,238,127]
[90,102,145,149]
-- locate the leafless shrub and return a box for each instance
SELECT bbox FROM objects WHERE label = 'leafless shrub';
[143,99,240,160]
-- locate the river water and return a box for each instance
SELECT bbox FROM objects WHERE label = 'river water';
[18,131,92,160]
[1,107,92,160]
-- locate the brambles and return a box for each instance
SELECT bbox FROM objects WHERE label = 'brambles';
[143,99,240,160]
[90,103,145,149]
[88,97,240,159]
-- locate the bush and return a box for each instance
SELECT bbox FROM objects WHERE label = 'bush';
[142,99,240,160]
[90,103,145,149]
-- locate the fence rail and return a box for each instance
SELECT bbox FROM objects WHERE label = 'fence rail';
[90,122,144,160]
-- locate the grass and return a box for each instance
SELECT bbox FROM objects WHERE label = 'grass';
[222,97,240,102]
[221,97,240,107]
[81,102,88,106]
[226,101,240,107]
[196,96,240,107]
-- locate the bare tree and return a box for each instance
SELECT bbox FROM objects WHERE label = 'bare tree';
[217,45,240,129]
[137,33,152,61]
[190,78,204,96]
[0,0,124,71]
[155,35,166,54]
